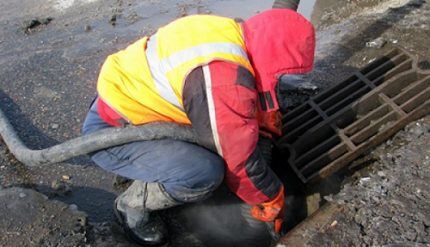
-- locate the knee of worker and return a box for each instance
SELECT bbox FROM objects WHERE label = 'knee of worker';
[164,155,225,203]
[191,156,225,189]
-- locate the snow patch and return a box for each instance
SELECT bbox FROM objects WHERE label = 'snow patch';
[364,0,410,14]
[54,0,98,11]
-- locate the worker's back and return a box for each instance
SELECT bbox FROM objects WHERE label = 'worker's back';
[97,15,253,126]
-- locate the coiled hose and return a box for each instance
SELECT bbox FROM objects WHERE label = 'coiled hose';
[0,107,198,167]
[0,106,275,169]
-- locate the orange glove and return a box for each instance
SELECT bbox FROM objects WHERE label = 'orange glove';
[250,186,285,233]
[257,110,282,138]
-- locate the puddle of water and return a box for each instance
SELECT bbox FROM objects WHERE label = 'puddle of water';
[205,0,271,19]
[298,0,317,20]
[207,0,317,20]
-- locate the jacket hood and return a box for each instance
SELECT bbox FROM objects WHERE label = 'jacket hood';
[242,9,315,111]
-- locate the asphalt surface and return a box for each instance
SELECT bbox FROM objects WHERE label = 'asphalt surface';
[0,187,87,246]
[0,0,271,222]
[0,0,271,246]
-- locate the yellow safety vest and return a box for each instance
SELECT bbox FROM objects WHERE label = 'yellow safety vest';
[97,15,254,125]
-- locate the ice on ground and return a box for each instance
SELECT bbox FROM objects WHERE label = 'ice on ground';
[53,0,99,11]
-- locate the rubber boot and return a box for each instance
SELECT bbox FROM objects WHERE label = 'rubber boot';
[114,181,181,246]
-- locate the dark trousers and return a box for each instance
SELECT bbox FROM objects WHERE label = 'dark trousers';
[82,101,225,202]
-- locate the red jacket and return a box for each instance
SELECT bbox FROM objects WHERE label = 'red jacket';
[98,9,315,205]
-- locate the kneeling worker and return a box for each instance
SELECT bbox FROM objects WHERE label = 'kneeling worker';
[82,0,314,245]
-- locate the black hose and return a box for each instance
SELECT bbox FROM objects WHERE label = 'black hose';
[0,108,198,167]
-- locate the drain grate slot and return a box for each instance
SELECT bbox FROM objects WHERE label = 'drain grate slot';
[344,104,390,137]
[380,71,418,98]
[293,124,337,158]
[373,59,413,86]
[301,143,348,179]
[401,87,430,113]
[334,93,383,129]
[365,54,408,81]
[283,108,318,132]
[394,77,430,106]
[351,110,398,145]
[283,103,311,123]
[313,76,358,104]
[325,86,372,116]
[280,115,324,145]
[360,49,400,74]
[276,47,430,183]
[295,134,341,169]
[319,80,365,110]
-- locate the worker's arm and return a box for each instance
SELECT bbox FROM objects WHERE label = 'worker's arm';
[273,0,300,10]
[183,61,284,222]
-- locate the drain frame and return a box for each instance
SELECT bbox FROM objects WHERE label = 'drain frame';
[276,47,430,183]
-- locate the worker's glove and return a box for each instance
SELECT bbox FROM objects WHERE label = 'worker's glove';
[250,186,285,237]
[257,110,282,139]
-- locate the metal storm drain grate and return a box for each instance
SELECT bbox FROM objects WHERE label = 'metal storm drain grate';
[276,47,430,183]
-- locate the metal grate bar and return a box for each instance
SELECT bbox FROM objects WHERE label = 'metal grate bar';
[276,47,430,183]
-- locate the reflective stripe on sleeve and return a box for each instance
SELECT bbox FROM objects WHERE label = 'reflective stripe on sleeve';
[203,64,223,157]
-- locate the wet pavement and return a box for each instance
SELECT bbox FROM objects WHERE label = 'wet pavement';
[0,0,271,222]
[1,0,429,246]
[0,0,280,245]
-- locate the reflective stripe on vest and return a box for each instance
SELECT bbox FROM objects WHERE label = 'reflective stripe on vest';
[146,36,183,110]
[97,15,254,126]
[145,34,249,110]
